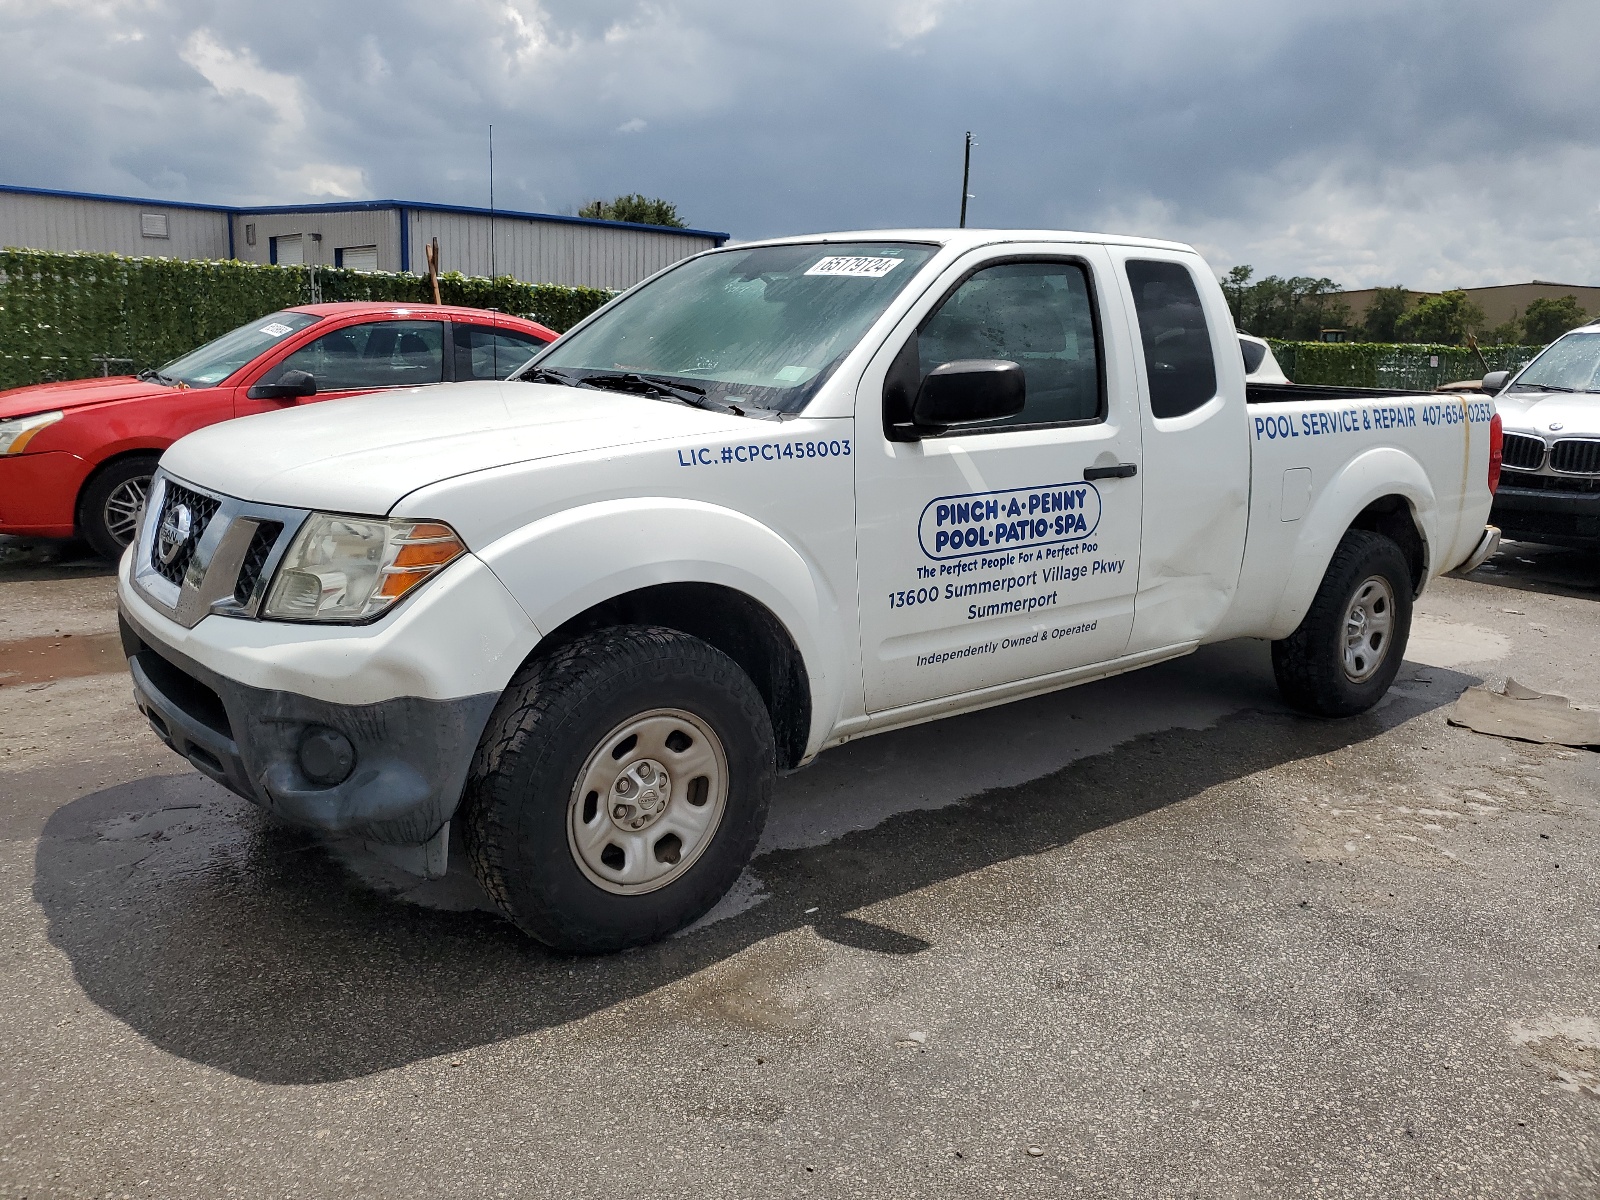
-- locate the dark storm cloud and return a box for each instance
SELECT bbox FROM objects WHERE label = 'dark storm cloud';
[2,0,1597,287]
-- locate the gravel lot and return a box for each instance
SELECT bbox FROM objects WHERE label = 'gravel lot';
[1,538,1597,1198]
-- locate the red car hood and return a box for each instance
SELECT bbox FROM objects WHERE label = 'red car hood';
[0,375,176,419]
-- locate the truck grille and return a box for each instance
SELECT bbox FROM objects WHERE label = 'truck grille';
[131,471,304,629]
[1500,433,1545,471]
[150,481,222,585]
[1550,438,1600,475]
[233,521,284,605]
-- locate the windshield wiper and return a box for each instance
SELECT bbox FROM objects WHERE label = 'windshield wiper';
[1512,381,1576,393]
[580,371,753,414]
[137,368,179,386]
[518,367,591,388]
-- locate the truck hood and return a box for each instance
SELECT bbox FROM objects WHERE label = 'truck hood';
[0,375,170,420]
[1496,390,1600,437]
[161,380,749,513]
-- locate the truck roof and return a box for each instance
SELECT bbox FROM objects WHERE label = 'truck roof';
[726,228,1197,254]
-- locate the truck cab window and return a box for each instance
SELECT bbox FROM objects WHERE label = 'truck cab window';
[1125,260,1218,418]
[888,260,1103,435]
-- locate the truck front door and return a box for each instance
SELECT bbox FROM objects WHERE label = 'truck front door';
[853,246,1145,714]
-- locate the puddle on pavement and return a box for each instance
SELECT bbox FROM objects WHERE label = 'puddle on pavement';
[0,630,125,687]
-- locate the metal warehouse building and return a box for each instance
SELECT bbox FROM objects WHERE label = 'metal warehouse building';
[0,183,728,291]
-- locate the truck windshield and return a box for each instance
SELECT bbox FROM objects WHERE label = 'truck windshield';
[1511,330,1600,394]
[156,311,322,387]
[527,242,937,413]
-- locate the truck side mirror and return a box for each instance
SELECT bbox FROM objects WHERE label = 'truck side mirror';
[1480,370,1509,395]
[911,359,1025,432]
[249,369,317,400]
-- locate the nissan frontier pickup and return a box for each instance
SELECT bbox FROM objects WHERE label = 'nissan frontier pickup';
[117,229,1504,951]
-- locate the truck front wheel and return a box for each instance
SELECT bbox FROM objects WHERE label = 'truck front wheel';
[1271,529,1413,718]
[461,626,774,952]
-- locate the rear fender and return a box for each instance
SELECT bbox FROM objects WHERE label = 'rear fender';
[1266,447,1437,640]
[476,498,847,758]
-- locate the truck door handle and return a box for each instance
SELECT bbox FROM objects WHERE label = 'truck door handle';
[1084,463,1137,480]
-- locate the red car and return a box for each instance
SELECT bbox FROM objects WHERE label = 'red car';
[0,302,557,558]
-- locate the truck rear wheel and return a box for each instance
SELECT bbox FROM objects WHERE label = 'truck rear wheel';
[461,625,774,952]
[1271,529,1413,717]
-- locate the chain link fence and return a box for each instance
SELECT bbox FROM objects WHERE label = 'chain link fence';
[1268,341,1541,391]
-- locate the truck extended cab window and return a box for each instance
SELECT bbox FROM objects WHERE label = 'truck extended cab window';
[1125,260,1218,418]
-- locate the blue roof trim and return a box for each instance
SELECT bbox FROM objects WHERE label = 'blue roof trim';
[0,182,729,244]
[0,181,234,214]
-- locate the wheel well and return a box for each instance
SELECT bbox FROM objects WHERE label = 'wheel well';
[538,583,813,771]
[1349,495,1426,595]
[75,449,162,529]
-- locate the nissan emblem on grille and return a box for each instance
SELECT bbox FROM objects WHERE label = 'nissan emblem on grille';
[157,502,193,566]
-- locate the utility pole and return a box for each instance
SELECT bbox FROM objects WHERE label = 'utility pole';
[959,131,975,228]
[488,124,496,279]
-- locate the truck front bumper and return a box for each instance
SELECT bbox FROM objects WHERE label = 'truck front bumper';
[121,607,498,846]
[116,546,542,855]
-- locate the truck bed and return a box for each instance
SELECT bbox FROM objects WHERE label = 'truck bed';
[1211,383,1496,643]
[1245,382,1433,404]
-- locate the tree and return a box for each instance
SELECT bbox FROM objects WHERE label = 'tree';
[1521,295,1588,346]
[1393,290,1484,345]
[1483,316,1522,346]
[1358,287,1411,342]
[1217,265,1352,340]
[578,194,687,228]
[1220,265,1253,328]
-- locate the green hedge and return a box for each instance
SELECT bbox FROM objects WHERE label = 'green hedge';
[1267,340,1540,391]
[0,249,613,390]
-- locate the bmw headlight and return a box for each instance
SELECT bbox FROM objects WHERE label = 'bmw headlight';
[262,514,466,622]
[0,410,63,454]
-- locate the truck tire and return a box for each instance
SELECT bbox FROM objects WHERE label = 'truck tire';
[460,625,774,953]
[1271,529,1413,718]
[79,454,160,561]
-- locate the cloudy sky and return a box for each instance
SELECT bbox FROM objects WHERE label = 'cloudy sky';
[2,0,1597,289]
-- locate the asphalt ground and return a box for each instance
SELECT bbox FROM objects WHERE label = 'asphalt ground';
[1,536,1597,1199]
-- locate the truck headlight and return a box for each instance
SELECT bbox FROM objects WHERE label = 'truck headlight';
[0,411,63,454]
[261,514,465,622]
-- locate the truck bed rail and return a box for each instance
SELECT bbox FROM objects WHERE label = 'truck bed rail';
[1246,382,1431,404]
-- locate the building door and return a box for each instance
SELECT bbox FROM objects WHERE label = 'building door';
[270,234,303,266]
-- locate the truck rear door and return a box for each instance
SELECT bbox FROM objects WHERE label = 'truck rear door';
[1106,250,1250,653]
[852,244,1146,714]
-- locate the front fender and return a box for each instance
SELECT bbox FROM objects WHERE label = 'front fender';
[477,497,847,758]
[1267,447,1438,640]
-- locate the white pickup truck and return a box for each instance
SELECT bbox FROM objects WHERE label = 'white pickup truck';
[117,229,1503,951]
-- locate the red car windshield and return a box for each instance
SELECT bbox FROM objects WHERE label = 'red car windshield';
[156,311,322,386]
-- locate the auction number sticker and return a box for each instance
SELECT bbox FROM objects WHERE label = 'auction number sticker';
[259,322,294,337]
[805,256,903,279]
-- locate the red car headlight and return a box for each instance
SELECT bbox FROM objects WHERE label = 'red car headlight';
[0,411,64,454]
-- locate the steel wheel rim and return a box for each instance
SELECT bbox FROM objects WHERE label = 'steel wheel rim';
[1342,574,1395,683]
[567,707,729,895]
[103,474,151,547]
